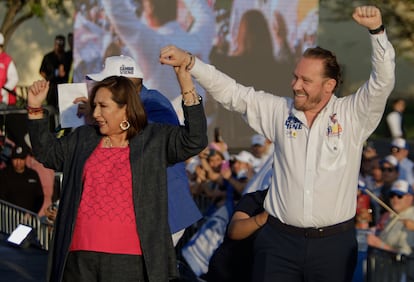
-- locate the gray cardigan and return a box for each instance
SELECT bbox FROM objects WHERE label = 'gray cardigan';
[28,103,207,281]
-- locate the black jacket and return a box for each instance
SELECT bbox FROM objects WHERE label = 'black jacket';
[28,103,207,281]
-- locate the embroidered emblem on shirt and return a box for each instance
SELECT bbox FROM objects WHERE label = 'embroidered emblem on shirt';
[285,114,303,138]
[327,113,342,137]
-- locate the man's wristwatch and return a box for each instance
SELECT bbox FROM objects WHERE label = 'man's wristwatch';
[369,24,385,35]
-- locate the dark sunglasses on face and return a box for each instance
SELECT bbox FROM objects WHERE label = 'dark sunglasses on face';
[381,167,396,173]
[391,147,400,153]
[390,193,404,199]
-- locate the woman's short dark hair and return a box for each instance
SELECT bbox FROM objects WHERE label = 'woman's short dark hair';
[303,46,342,92]
[89,76,148,139]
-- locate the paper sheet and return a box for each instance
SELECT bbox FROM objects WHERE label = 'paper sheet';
[58,83,88,129]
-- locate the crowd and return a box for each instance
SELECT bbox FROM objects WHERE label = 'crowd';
[0,3,413,282]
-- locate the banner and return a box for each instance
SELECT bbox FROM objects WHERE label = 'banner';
[73,0,319,148]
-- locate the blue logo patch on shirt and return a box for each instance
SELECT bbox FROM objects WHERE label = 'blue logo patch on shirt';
[285,114,303,138]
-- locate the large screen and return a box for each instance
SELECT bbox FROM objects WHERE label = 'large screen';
[73,0,319,148]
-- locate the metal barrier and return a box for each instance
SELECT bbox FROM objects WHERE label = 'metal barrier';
[366,247,414,282]
[0,199,53,250]
[15,85,29,102]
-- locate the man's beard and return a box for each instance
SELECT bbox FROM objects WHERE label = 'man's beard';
[293,91,322,111]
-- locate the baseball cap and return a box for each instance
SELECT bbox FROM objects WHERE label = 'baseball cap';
[380,155,399,170]
[0,33,4,45]
[390,179,414,196]
[11,146,29,159]
[86,55,144,81]
[251,134,266,146]
[234,150,254,164]
[391,138,409,150]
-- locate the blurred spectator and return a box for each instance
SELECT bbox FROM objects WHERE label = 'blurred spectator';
[386,98,406,139]
[379,155,400,213]
[390,138,414,186]
[0,32,19,106]
[222,150,255,200]
[39,34,72,111]
[356,181,372,229]
[66,32,74,83]
[367,179,414,255]
[210,9,291,95]
[362,140,377,160]
[366,155,385,226]
[191,147,227,212]
[24,134,56,217]
[209,127,230,160]
[250,134,273,173]
[359,142,379,193]
[206,189,268,282]
[0,145,44,214]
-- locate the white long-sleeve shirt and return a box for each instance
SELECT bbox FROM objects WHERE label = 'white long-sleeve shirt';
[190,32,395,228]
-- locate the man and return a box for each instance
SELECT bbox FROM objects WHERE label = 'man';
[0,32,19,106]
[386,98,406,138]
[160,5,395,281]
[0,145,44,214]
[367,179,414,255]
[390,137,414,186]
[39,35,71,111]
[86,55,202,245]
[250,134,273,173]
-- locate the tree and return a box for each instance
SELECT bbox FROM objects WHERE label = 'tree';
[320,0,414,61]
[0,0,70,49]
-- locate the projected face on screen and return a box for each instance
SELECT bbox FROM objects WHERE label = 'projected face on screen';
[73,0,319,147]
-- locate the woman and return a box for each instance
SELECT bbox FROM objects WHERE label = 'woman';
[26,59,207,281]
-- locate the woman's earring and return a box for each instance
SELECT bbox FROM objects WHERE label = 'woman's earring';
[120,120,131,131]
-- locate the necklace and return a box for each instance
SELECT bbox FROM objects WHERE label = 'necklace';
[103,136,129,148]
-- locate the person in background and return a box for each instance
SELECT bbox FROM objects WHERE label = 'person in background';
[365,155,385,226]
[0,145,44,214]
[66,32,74,83]
[194,147,228,212]
[0,32,19,106]
[386,98,406,139]
[26,57,207,281]
[222,150,255,199]
[206,189,268,282]
[39,34,71,111]
[389,137,414,186]
[25,151,56,217]
[160,5,395,281]
[378,155,400,218]
[367,179,414,255]
[210,9,289,95]
[250,134,273,173]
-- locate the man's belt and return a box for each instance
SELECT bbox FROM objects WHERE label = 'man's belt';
[268,216,355,238]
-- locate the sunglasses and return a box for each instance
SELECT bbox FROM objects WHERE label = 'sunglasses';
[391,147,400,153]
[390,193,403,199]
[381,167,396,173]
